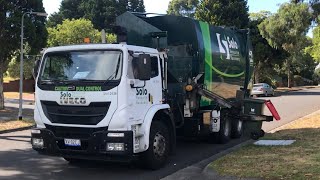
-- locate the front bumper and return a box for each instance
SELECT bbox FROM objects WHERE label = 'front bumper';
[31,125,135,162]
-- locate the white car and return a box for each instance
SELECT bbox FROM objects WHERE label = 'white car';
[251,83,274,97]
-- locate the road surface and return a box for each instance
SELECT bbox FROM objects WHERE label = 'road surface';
[1,87,320,180]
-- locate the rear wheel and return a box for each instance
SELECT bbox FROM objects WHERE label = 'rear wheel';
[231,119,243,138]
[210,110,231,144]
[141,121,170,170]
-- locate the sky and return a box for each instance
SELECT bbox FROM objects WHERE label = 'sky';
[43,0,290,16]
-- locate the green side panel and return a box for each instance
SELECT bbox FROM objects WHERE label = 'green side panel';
[196,20,248,107]
[199,22,213,106]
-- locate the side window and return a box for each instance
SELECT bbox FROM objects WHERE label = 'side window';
[151,56,159,78]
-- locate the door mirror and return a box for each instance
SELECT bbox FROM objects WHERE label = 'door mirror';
[132,54,151,81]
[32,59,41,79]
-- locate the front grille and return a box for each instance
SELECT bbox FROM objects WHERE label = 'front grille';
[45,124,107,151]
[41,101,110,125]
[45,124,107,139]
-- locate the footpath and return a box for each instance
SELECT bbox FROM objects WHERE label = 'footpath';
[0,93,35,132]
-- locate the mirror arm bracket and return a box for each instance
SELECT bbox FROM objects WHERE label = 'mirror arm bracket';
[130,81,146,89]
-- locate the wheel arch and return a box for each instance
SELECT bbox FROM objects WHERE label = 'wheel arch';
[140,104,176,154]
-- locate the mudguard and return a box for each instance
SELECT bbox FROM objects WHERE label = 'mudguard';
[138,104,170,152]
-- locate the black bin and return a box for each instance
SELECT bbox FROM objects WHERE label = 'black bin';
[243,99,265,116]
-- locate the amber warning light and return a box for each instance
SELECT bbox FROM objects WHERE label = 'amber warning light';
[84,37,90,43]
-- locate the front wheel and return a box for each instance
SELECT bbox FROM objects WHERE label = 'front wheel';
[63,157,85,164]
[141,121,170,170]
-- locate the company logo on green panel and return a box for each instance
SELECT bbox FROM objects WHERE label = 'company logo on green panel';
[199,22,245,78]
[198,21,245,106]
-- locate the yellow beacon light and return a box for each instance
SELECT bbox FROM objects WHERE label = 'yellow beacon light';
[185,85,193,92]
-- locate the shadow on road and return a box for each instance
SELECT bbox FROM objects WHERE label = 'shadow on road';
[280,91,320,96]
[0,135,31,143]
[0,134,248,180]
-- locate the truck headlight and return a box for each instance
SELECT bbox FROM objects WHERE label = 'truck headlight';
[32,138,44,148]
[107,143,125,151]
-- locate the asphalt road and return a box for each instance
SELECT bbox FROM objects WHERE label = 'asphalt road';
[1,87,320,180]
[260,87,320,132]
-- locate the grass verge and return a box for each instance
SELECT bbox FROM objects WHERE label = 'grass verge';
[209,110,320,180]
[0,119,34,131]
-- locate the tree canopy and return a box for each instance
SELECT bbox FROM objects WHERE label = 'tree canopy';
[48,0,146,30]
[0,0,47,109]
[167,0,198,18]
[194,0,249,28]
[258,2,312,87]
[248,11,287,84]
[47,18,116,47]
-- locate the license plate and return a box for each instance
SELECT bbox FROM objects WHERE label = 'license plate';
[64,139,81,147]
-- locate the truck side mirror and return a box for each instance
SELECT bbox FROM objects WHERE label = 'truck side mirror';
[32,59,41,79]
[133,54,151,81]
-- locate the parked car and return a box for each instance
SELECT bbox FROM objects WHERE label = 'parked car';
[251,83,274,97]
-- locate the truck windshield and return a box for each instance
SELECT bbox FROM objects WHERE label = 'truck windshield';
[40,50,123,82]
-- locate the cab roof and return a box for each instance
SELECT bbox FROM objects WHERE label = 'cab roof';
[43,43,159,55]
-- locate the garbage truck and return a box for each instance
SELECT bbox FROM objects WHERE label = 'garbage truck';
[31,12,278,169]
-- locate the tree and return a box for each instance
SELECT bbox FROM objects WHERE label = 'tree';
[249,11,288,84]
[306,26,320,61]
[47,12,64,28]
[167,0,198,18]
[0,0,47,109]
[291,0,320,23]
[128,0,145,12]
[194,0,249,28]
[47,0,146,30]
[6,55,35,80]
[47,18,117,47]
[259,2,312,87]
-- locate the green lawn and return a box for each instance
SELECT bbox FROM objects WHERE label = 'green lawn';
[209,111,320,180]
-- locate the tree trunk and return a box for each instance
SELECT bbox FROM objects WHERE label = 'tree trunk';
[0,59,4,110]
[287,59,291,88]
[254,61,261,84]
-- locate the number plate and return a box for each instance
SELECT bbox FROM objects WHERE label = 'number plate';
[64,139,81,147]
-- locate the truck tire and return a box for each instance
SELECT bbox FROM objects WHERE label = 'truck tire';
[231,119,243,138]
[141,121,170,170]
[210,112,231,144]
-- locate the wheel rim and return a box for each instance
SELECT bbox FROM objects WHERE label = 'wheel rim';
[237,120,243,132]
[153,132,166,158]
[224,119,231,137]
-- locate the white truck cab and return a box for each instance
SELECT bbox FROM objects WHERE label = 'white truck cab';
[31,44,175,169]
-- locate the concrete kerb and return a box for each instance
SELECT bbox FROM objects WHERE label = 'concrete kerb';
[162,139,254,180]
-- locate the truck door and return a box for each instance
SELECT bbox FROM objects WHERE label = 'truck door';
[127,55,162,123]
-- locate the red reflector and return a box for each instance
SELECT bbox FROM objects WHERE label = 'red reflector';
[265,100,280,120]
